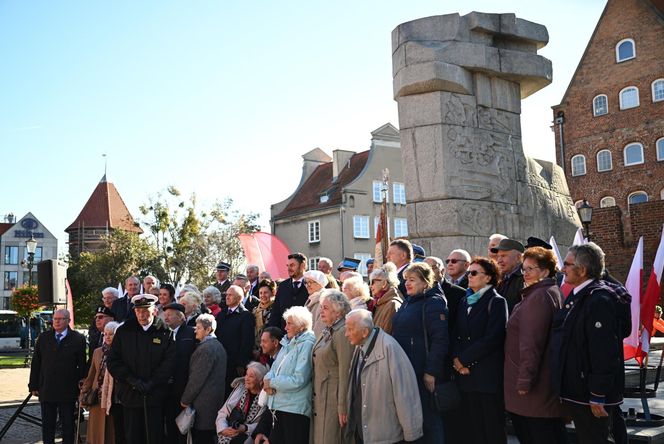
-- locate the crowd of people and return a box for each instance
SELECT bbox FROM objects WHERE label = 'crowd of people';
[28,234,631,444]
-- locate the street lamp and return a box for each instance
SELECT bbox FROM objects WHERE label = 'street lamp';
[25,236,37,286]
[578,199,593,242]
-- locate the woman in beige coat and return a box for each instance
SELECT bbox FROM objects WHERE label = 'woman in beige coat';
[303,270,328,337]
[311,290,354,444]
[368,263,403,334]
[80,321,119,444]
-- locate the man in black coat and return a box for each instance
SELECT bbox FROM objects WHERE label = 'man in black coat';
[107,295,176,444]
[215,285,256,397]
[387,239,413,299]
[246,264,261,297]
[491,238,525,313]
[266,252,309,330]
[234,274,260,312]
[29,309,86,444]
[212,261,232,311]
[111,276,141,323]
[162,303,195,444]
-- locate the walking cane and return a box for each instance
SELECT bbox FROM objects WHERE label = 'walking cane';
[75,404,82,443]
[143,395,150,443]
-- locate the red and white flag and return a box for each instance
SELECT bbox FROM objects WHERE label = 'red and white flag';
[573,227,587,246]
[374,222,384,268]
[623,237,644,362]
[638,225,664,362]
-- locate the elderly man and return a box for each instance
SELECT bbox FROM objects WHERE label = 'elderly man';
[317,257,339,289]
[552,243,627,443]
[345,309,423,444]
[88,305,115,363]
[143,275,158,294]
[233,273,259,312]
[215,284,256,396]
[111,276,141,322]
[259,326,284,366]
[488,233,508,261]
[491,238,525,313]
[387,239,414,298]
[162,303,195,444]
[267,252,309,330]
[246,264,261,297]
[29,309,86,444]
[213,261,232,311]
[445,249,471,288]
[107,294,175,443]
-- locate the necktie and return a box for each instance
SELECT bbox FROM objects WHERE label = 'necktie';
[56,333,63,344]
[293,281,300,289]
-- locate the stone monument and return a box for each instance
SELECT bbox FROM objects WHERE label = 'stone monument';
[392,12,580,255]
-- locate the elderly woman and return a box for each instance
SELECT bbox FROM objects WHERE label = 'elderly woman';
[391,262,449,444]
[181,314,228,444]
[342,276,372,311]
[253,279,276,338]
[303,270,328,337]
[452,257,508,444]
[202,286,223,317]
[261,306,316,444]
[180,291,203,327]
[368,263,403,334]
[80,321,120,444]
[311,290,354,444]
[504,247,566,443]
[215,362,269,444]
[101,287,119,309]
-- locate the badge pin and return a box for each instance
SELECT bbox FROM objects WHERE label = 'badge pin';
[595,322,602,328]
[153,338,161,344]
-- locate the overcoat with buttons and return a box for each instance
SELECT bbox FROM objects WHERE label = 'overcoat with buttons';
[311,318,354,444]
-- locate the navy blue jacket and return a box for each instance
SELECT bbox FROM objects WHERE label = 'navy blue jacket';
[550,280,625,405]
[452,287,508,394]
[391,285,449,380]
[170,324,196,400]
[215,304,255,371]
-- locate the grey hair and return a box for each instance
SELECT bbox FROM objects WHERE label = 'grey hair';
[489,233,508,242]
[568,242,605,279]
[182,283,200,294]
[449,249,471,262]
[125,276,140,285]
[346,308,374,330]
[54,308,70,319]
[342,276,371,301]
[202,286,222,304]
[319,289,352,317]
[144,275,158,284]
[283,305,313,332]
[369,262,399,288]
[318,257,333,268]
[196,313,217,332]
[226,285,244,300]
[102,287,119,299]
[339,271,362,282]
[246,264,259,274]
[104,321,120,333]
[246,361,269,381]
[179,293,202,312]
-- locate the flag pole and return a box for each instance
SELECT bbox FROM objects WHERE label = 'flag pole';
[380,168,390,263]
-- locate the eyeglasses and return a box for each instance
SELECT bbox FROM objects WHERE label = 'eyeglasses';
[562,261,576,268]
[53,317,69,322]
[467,270,485,277]
[445,259,466,265]
[303,281,316,286]
[370,279,384,284]
[521,266,540,274]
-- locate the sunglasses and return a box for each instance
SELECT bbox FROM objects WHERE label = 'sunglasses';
[467,270,485,277]
[445,259,466,265]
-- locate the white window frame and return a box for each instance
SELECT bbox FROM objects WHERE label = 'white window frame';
[616,38,636,63]
[593,94,608,116]
[652,79,664,103]
[596,149,613,172]
[372,181,382,203]
[354,253,372,277]
[394,218,408,238]
[619,86,640,110]
[308,257,320,271]
[353,215,370,239]
[308,220,320,243]
[392,182,406,205]
[657,137,664,161]
[628,191,648,207]
[571,154,586,176]
[600,196,616,208]
[624,143,644,166]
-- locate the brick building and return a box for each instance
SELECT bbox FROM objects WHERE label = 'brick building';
[552,0,664,284]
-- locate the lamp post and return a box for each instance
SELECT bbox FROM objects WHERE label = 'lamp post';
[25,236,38,286]
[578,199,594,242]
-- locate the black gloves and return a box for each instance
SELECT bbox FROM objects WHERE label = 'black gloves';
[127,377,153,395]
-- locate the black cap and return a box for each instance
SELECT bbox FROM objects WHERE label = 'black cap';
[95,306,115,318]
[163,302,185,313]
[525,236,552,250]
[490,238,525,254]
[216,261,231,271]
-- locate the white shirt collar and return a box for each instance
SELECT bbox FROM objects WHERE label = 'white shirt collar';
[573,279,595,295]
[172,324,181,338]
[397,263,409,274]
[55,328,68,338]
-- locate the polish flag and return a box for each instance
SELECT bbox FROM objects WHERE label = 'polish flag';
[638,225,664,362]
[374,222,384,268]
[623,237,644,362]
[549,236,564,269]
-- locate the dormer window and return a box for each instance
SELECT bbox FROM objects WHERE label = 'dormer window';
[616,38,635,63]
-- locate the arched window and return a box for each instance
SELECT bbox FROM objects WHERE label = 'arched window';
[624,143,644,166]
[616,38,635,62]
[628,191,648,207]
[600,196,616,208]
[593,94,608,116]
[571,155,586,176]
[658,138,664,161]
[661,188,664,200]
[620,86,640,109]
[596,149,613,171]
[653,79,664,102]
[574,200,584,209]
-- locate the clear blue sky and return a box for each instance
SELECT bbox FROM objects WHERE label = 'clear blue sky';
[0,0,604,253]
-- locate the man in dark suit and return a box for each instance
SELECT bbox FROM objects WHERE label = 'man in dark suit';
[246,264,261,297]
[162,303,195,444]
[213,261,232,311]
[29,309,87,444]
[387,239,413,298]
[111,276,141,323]
[445,249,471,289]
[215,285,256,397]
[266,252,309,330]
[234,274,260,312]
[492,238,525,313]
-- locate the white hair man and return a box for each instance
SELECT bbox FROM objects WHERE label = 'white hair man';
[344,309,423,443]
[246,264,261,297]
[445,249,471,288]
[488,233,508,261]
[111,276,141,323]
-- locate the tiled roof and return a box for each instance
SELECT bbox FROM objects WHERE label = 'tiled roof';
[0,223,13,236]
[275,150,370,219]
[66,178,143,233]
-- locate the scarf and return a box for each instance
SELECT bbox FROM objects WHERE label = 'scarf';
[466,285,492,306]
[97,343,109,389]
[255,299,274,332]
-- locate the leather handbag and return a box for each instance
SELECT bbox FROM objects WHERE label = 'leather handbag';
[422,299,461,412]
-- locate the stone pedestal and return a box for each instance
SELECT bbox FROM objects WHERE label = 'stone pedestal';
[392,12,580,255]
